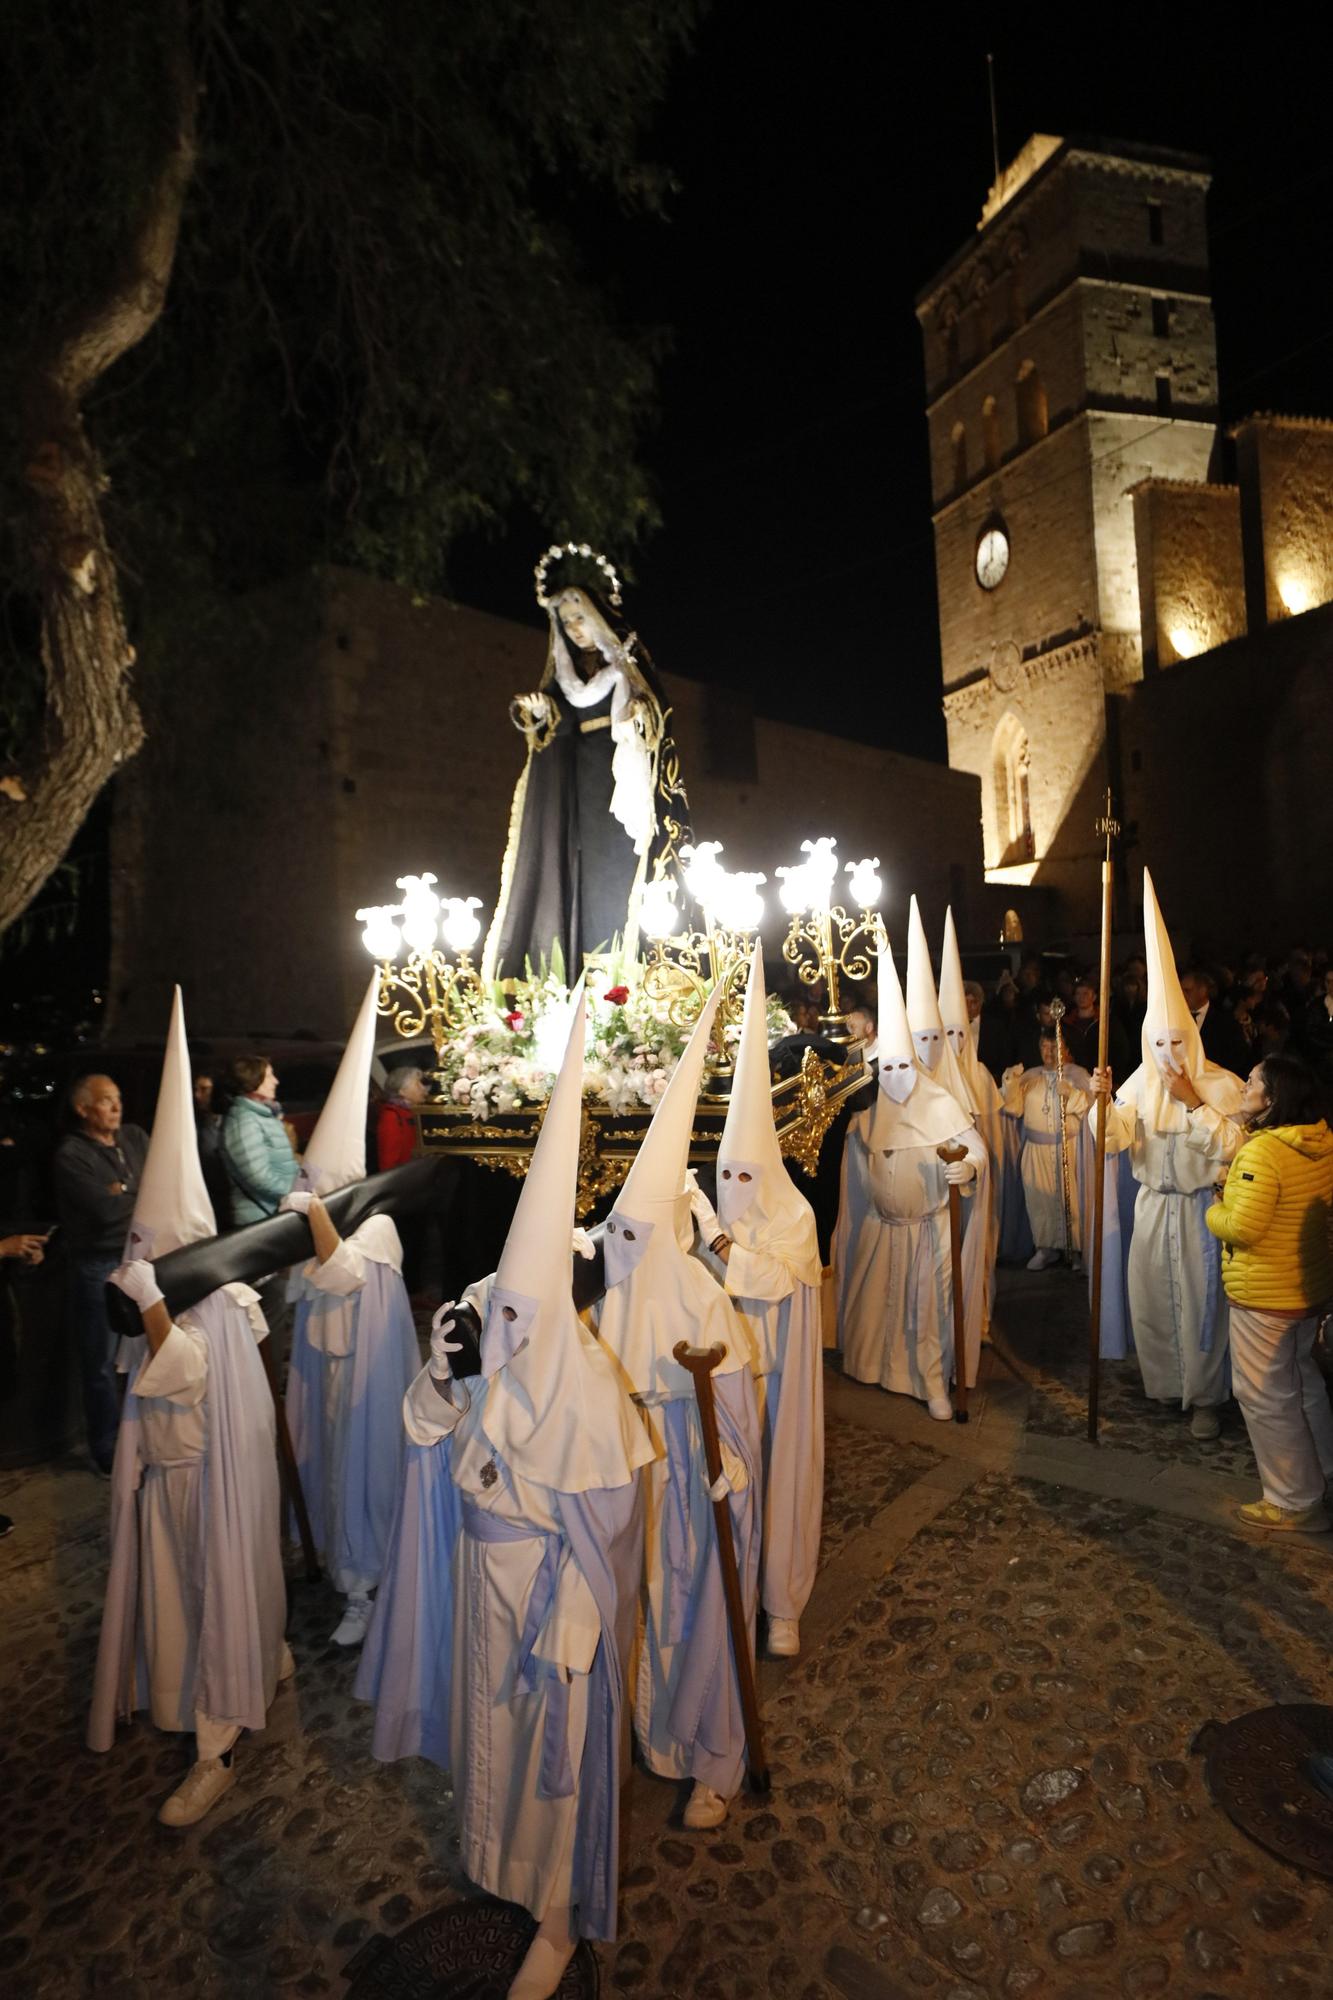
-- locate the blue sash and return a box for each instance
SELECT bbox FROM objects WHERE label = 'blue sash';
[461,1497,574,1798]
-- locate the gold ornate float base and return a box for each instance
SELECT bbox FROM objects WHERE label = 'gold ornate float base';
[415,1045,866,1219]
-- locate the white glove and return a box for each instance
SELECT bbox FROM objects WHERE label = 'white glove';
[429,1300,464,1380]
[110,1259,164,1311]
[279,1190,315,1215]
[571,1228,596,1260]
[944,1158,976,1187]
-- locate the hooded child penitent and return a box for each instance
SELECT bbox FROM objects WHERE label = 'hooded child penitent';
[1091,868,1244,1421]
[283,973,420,1647]
[839,935,988,1419]
[88,987,292,1830]
[590,979,764,1833]
[359,986,653,2000]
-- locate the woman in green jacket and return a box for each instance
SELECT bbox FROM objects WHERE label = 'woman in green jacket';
[1205,1054,1333,1532]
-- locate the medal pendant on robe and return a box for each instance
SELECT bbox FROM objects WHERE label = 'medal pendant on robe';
[480,1459,498,1489]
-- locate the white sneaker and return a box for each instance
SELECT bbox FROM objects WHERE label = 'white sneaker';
[331,1595,373,1646]
[927,1396,954,1422]
[768,1616,800,1658]
[683,1781,728,1830]
[1190,1406,1221,1441]
[158,1756,235,1827]
[1026,1248,1060,1271]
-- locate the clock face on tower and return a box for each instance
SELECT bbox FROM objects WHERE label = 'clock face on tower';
[975,524,1010,591]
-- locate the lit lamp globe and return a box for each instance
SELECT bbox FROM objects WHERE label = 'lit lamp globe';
[846,857,883,909]
[715,870,766,935]
[640,875,682,941]
[357,905,404,960]
[395,873,441,956]
[800,837,840,915]
[680,840,727,916]
[441,896,483,955]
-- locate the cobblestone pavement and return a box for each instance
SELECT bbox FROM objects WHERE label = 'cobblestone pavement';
[3,1267,1332,1999]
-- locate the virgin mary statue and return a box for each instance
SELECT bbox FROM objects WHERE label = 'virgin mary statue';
[481,547,691,983]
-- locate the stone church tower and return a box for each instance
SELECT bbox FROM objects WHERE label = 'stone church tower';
[915,135,1219,926]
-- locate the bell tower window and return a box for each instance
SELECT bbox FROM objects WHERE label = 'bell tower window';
[951,422,967,491]
[992,714,1035,867]
[1016,360,1048,447]
[982,395,1001,472]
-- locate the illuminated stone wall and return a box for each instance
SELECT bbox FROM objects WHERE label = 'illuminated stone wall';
[917,137,1219,931]
[1130,479,1246,671]
[1232,415,1333,628]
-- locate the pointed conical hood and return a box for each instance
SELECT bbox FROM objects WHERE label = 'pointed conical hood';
[1138,866,1205,1131]
[877,939,916,1072]
[597,977,749,1395]
[906,894,977,1114]
[475,982,650,1492]
[906,895,945,1038]
[873,941,973,1148]
[614,980,725,1217]
[938,907,968,1036]
[719,945,786,1182]
[488,983,588,1359]
[127,987,217,1261]
[717,945,821,1292]
[301,974,380,1195]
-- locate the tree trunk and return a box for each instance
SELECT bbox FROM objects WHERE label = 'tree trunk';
[0,5,195,937]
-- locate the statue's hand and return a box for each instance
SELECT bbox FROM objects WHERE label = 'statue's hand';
[511,691,552,736]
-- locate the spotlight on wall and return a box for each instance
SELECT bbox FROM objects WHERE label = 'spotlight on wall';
[1167,624,1203,661]
[1277,572,1314,617]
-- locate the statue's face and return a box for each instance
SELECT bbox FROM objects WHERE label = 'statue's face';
[553,589,605,653]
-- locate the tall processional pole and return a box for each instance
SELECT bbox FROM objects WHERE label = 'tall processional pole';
[1088,791,1120,1444]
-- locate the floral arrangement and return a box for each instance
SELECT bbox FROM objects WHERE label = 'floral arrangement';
[433,960,796,1119]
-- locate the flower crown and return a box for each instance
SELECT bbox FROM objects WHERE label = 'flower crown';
[533,541,623,611]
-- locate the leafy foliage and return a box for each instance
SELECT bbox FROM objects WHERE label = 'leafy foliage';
[0,0,701,729]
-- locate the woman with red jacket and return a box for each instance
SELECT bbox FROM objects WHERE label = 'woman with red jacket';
[376,1068,427,1170]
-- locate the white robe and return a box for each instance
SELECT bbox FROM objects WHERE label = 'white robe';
[1001,1067,1091,1253]
[687,1174,822,1624]
[1098,1095,1244,1406]
[403,1371,599,1921]
[840,1122,988,1400]
[91,1288,288,1758]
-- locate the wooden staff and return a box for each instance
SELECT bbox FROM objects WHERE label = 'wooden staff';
[259,1332,321,1581]
[1087,791,1121,1445]
[672,1341,771,1794]
[936,1142,970,1424]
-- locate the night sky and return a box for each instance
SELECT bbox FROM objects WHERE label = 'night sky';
[451,23,1333,761]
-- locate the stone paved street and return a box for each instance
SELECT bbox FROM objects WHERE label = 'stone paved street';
[3,1264,1333,1999]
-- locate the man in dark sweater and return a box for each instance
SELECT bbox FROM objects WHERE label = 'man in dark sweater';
[53,1076,149,1474]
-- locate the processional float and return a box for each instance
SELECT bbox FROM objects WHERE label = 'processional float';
[355,544,886,1211]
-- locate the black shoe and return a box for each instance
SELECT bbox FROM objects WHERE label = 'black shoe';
[0,1515,13,1539]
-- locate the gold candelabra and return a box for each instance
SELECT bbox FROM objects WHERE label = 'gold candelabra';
[357,875,488,1058]
[778,840,886,1038]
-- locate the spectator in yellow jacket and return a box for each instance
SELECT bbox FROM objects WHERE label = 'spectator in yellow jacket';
[1206,1054,1333,1532]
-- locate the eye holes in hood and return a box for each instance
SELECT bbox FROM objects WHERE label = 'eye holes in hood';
[604,1211,655,1286]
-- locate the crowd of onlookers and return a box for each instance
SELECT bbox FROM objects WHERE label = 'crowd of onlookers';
[973,942,1333,1097]
[0,1056,433,1529]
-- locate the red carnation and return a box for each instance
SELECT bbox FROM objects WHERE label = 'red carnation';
[505,1009,524,1030]
[604,985,629,1006]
